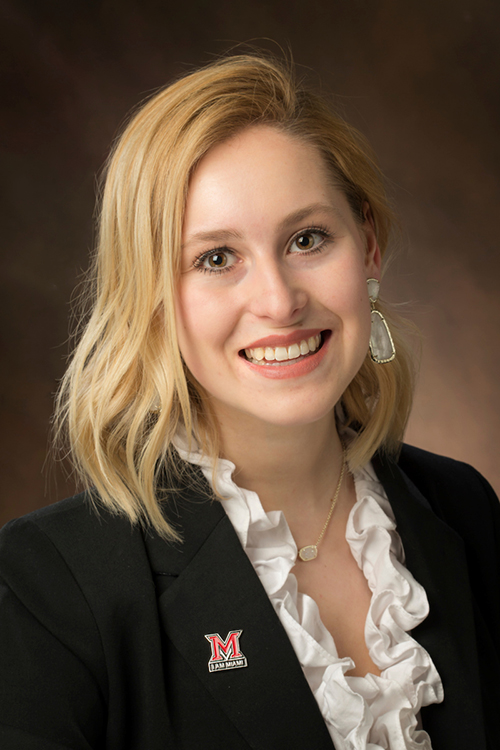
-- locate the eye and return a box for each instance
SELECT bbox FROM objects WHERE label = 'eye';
[206,252,228,268]
[193,249,236,273]
[289,230,328,254]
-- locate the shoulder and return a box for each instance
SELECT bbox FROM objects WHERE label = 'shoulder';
[0,492,156,632]
[395,443,499,522]
[387,444,500,585]
[398,443,493,489]
[2,489,130,538]
[0,491,144,576]
[374,443,500,575]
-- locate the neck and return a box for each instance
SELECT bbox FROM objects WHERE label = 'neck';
[213,405,345,523]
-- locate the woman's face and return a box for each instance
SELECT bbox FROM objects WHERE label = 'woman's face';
[175,126,380,432]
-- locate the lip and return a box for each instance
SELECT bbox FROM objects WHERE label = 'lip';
[240,330,331,380]
[242,328,324,350]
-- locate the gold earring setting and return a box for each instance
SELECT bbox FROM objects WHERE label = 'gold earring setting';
[367,279,396,364]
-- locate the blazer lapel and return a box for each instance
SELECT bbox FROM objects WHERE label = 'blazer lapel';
[145,477,334,750]
[373,453,488,750]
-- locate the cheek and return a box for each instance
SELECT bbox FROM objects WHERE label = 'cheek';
[174,283,229,368]
[316,263,372,357]
[318,263,370,320]
[174,286,203,366]
[348,283,372,340]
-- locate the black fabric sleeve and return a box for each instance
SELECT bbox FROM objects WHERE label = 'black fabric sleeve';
[398,445,500,648]
[397,446,500,750]
[0,517,107,749]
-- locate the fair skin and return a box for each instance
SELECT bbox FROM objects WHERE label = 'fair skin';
[176,125,382,677]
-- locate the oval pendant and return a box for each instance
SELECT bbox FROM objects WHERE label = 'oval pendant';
[298,544,318,562]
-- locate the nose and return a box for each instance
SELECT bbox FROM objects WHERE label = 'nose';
[245,257,308,324]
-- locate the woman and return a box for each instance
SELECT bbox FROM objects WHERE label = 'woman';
[0,53,498,750]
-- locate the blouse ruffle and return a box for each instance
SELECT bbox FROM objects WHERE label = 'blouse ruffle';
[174,434,444,750]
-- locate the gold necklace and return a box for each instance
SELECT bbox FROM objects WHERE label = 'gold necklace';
[297,443,346,562]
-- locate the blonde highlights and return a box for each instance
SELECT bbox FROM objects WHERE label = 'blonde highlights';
[54,52,415,539]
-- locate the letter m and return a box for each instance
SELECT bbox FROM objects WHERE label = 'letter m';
[205,630,244,663]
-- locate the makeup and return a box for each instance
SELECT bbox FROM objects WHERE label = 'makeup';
[240,332,331,380]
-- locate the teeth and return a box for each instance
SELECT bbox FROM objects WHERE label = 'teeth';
[265,347,275,361]
[244,334,322,364]
[275,346,288,361]
[253,347,265,361]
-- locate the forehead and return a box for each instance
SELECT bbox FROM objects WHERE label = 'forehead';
[190,125,331,187]
[183,126,349,236]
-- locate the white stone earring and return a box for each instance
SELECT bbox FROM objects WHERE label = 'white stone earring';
[367,278,396,364]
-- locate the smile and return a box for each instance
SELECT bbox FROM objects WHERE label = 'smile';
[243,333,323,365]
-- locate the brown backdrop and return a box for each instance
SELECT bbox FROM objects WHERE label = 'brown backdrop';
[1,0,499,525]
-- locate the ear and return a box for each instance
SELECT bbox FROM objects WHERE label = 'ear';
[361,202,381,280]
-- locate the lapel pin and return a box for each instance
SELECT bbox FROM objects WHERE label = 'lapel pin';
[205,629,248,672]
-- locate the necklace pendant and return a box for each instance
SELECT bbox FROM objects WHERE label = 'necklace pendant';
[298,544,318,562]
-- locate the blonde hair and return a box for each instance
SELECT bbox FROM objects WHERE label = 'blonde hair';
[55,52,415,540]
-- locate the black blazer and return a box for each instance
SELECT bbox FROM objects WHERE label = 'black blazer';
[0,445,499,750]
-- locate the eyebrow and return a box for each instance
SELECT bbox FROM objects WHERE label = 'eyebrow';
[182,202,341,248]
[276,203,342,231]
[182,228,244,247]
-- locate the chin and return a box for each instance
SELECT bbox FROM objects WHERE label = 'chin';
[238,397,339,431]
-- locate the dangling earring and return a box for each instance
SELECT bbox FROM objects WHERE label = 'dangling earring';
[367,278,396,364]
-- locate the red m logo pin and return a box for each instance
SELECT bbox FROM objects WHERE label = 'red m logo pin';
[204,630,248,672]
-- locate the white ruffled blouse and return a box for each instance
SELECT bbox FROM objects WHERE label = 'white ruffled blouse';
[174,435,444,750]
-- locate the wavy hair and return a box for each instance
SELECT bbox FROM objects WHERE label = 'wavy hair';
[54,52,415,540]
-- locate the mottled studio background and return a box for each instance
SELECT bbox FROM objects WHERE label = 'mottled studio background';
[1,0,499,525]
